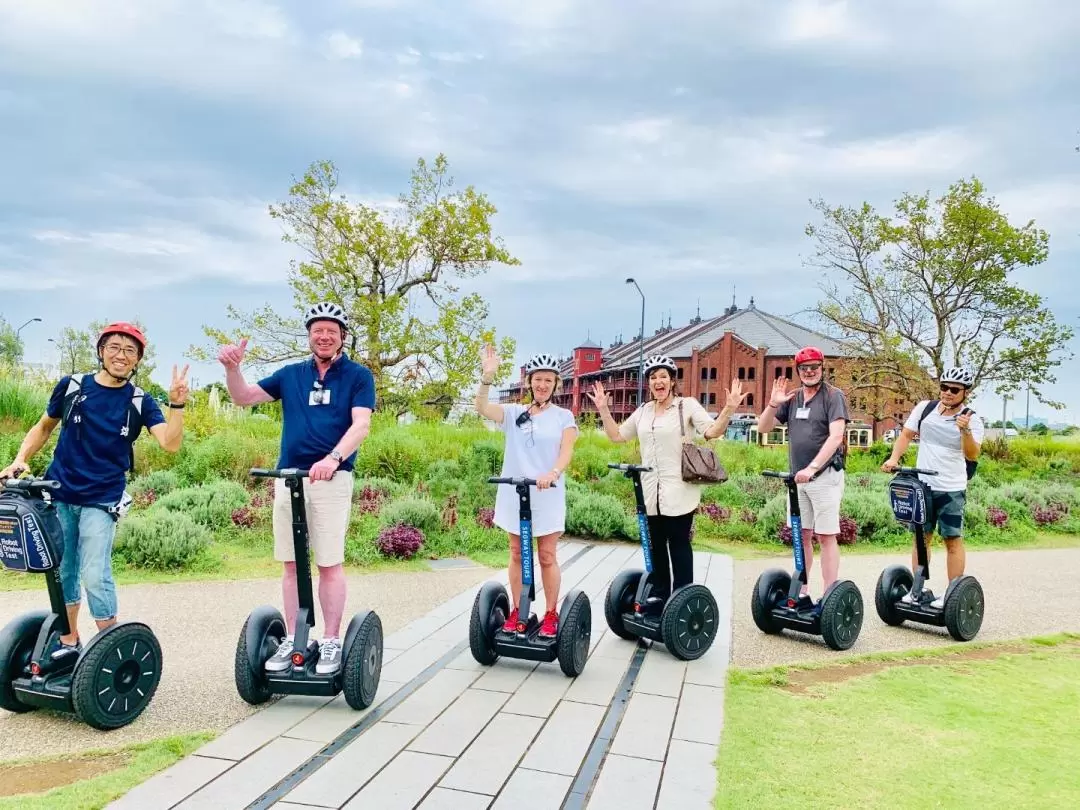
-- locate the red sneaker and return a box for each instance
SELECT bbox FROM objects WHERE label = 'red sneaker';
[503,608,520,632]
[539,610,559,638]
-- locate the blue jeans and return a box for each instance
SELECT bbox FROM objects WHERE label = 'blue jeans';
[55,502,119,621]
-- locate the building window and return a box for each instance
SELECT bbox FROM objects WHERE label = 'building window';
[585,353,595,362]
[701,367,708,380]
[710,367,717,380]
[746,393,754,407]
[785,367,793,379]
[775,367,783,379]
[748,367,756,380]
[738,367,746,380]
[676,367,684,379]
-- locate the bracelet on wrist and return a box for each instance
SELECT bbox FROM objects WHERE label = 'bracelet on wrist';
[168,402,185,409]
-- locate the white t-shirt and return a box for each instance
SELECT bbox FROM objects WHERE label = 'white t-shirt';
[493,403,578,536]
[903,400,984,492]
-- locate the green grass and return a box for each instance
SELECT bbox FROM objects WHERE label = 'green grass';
[0,731,215,809]
[715,634,1080,808]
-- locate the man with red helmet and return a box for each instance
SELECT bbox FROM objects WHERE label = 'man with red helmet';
[0,321,189,666]
[756,346,850,608]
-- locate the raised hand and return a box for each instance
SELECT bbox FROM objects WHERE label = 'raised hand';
[586,380,610,411]
[217,337,248,370]
[169,364,190,405]
[480,343,499,381]
[724,377,750,411]
[769,377,796,407]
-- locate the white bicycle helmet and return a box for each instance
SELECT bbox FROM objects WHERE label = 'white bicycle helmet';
[940,366,974,388]
[643,353,677,377]
[304,301,349,331]
[524,352,560,375]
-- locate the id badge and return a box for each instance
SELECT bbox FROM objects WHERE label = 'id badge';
[309,388,331,406]
[795,407,811,420]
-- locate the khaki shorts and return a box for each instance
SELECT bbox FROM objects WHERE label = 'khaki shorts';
[787,467,845,536]
[272,472,353,567]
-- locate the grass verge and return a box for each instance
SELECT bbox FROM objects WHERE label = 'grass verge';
[715,633,1080,808]
[0,731,215,809]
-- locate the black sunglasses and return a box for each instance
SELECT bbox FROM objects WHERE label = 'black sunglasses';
[515,411,532,428]
[940,384,964,395]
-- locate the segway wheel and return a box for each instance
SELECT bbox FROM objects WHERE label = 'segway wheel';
[662,584,718,661]
[343,612,383,709]
[944,576,984,642]
[875,565,913,626]
[470,581,508,666]
[819,580,864,651]
[751,569,789,635]
[235,606,286,706]
[556,591,592,677]
[0,610,48,714]
[604,569,643,640]
[71,623,162,730]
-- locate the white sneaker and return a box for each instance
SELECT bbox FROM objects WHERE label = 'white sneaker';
[930,596,945,609]
[316,637,342,675]
[900,591,918,604]
[265,636,294,672]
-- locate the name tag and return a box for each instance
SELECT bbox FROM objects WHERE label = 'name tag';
[795,407,811,420]
[309,388,331,406]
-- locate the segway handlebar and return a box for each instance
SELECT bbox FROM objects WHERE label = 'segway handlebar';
[249,467,312,479]
[607,463,653,473]
[0,476,61,492]
[760,469,795,481]
[893,466,938,476]
[487,476,557,488]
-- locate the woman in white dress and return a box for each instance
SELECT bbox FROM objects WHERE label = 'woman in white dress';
[475,346,579,638]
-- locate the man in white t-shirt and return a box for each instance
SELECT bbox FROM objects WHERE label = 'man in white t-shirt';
[882,366,984,608]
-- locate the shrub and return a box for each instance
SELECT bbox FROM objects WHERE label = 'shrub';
[986,506,1008,528]
[376,524,425,559]
[464,440,503,478]
[114,511,212,569]
[129,470,181,500]
[476,507,495,528]
[356,430,427,482]
[838,516,858,545]
[231,506,258,528]
[1032,503,1067,526]
[155,480,251,529]
[566,490,635,540]
[699,503,731,522]
[378,495,442,535]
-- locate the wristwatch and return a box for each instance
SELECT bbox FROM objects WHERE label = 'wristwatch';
[808,462,820,470]
[330,450,343,463]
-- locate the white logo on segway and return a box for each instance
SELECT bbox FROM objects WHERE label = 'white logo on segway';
[21,514,52,570]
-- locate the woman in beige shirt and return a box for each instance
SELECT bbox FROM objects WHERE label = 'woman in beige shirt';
[588,353,746,600]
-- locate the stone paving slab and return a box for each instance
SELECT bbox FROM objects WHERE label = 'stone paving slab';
[106,539,735,809]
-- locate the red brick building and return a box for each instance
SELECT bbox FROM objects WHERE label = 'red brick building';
[498,298,913,444]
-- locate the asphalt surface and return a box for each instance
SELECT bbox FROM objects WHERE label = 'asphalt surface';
[731,546,1080,668]
[0,567,492,761]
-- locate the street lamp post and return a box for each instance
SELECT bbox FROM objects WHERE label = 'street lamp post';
[16,317,41,338]
[625,278,645,408]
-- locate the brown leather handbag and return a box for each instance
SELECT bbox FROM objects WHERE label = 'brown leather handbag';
[677,399,728,483]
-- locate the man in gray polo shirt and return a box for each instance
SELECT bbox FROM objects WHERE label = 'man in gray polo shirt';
[756,346,850,604]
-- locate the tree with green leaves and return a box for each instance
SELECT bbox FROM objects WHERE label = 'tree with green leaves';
[805,177,1074,409]
[189,154,519,417]
[0,316,23,366]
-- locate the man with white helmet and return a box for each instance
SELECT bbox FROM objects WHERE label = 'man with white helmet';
[883,366,983,608]
[218,301,376,675]
[476,345,578,638]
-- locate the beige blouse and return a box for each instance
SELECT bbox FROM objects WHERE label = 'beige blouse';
[618,397,717,517]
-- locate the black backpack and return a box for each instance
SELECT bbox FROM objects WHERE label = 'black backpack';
[917,400,977,480]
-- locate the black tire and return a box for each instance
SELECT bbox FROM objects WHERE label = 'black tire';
[819,580,864,651]
[0,610,48,714]
[71,623,162,730]
[557,591,592,677]
[469,581,508,666]
[343,612,383,709]
[751,569,789,635]
[875,565,913,626]
[234,607,286,706]
[944,576,984,642]
[662,584,718,661]
[604,569,643,640]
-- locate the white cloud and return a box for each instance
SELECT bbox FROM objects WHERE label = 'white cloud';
[324,30,363,60]
[774,0,883,48]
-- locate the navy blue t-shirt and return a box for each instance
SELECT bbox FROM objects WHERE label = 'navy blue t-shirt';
[45,374,166,506]
[257,354,376,471]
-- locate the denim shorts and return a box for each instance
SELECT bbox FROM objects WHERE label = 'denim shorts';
[925,490,966,539]
[55,502,119,621]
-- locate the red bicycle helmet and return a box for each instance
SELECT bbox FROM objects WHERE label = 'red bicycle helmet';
[794,346,824,365]
[97,321,147,355]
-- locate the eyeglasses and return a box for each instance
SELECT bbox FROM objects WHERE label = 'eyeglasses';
[940,384,964,395]
[103,343,139,358]
[797,363,822,373]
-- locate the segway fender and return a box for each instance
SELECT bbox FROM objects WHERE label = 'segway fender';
[342,609,375,659]
[74,620,155,667]
[242,605,286,674]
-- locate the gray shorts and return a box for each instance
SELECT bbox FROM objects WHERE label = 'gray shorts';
[786,467,845,536]
[925,489,965,539]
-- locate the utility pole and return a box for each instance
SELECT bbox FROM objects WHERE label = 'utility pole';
[1002,394,1008,439]
[626,278,645,408]
[1025,385,1031,431]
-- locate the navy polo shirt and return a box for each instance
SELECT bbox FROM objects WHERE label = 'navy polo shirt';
[44,374,166,506]
[257,353,376,471]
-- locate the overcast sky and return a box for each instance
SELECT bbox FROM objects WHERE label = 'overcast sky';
[2,0,1078,422]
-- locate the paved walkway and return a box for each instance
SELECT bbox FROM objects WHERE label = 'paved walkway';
[107,540,734,810]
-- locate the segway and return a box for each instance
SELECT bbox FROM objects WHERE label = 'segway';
[603,463,719,661]
[750,470,863,651]
[875,466,984,641]
[469,476,591,677]
[234,467,383,709]
[0,476,162,729]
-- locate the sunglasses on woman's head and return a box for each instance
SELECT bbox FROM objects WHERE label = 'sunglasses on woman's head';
[940,384,964,395]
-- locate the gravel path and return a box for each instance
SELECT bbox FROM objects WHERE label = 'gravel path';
[731,546,1080,668]
[0,566,493,761]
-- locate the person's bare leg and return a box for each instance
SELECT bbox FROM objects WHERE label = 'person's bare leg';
[537,533,562,612]
[817,534,839,592]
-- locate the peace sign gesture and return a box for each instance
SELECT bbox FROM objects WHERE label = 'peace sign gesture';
[169,364,190,406]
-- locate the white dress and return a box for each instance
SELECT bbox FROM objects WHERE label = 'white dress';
[493,403,578,536]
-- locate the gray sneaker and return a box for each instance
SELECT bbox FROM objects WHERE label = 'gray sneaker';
[265,636,294,672]
[316,637,341,675]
